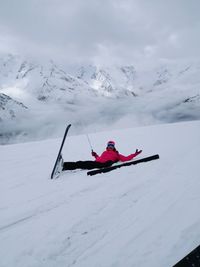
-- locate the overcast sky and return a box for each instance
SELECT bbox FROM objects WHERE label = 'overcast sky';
[0,0,200,66]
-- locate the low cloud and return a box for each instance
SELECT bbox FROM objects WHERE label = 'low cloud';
[0,0,200,65]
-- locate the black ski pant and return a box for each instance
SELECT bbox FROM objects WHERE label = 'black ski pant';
[63,160,114,170]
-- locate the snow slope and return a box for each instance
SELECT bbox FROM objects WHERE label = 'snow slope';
[0,121,200,267]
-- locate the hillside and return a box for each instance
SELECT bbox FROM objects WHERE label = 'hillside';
[0,120,200,267]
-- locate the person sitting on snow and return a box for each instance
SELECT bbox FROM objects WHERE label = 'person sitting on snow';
[62,140,142,171]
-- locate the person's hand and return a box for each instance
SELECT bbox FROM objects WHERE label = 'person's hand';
[91,150,98,157]
[135,149,142,155]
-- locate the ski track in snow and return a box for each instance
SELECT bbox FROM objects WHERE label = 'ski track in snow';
[0,121,200,267]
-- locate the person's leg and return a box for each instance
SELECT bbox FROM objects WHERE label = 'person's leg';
[81,161,112,170]
[63,160,114,170]
[62,161,79,170]
[78,160,114,169]
[63,161,96,170]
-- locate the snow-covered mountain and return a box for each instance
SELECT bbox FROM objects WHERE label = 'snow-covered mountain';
[0,53,200,144]
[0,93,27,121]
[75,64,137,97]
[1,121,200,267]
[0,93,30,142]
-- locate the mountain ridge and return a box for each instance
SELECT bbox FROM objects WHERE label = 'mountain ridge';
[0,53,200,144]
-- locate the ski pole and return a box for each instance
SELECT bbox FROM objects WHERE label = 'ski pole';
[86,133,93,151]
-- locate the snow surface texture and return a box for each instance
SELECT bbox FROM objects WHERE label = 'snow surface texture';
[0,54,200,144]
[0,121,200,267]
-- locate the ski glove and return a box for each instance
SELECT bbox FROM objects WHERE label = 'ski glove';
[91,150,98,157]
[135,149,142,156]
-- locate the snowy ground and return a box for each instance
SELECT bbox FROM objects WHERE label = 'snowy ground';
[0,120,200,267]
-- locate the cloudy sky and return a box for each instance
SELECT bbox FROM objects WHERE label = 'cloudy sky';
[0,0,200,66]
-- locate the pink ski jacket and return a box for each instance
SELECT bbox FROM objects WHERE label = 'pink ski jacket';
[93,150,138,163]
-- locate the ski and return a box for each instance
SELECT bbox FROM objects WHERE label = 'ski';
[173,244,200,267]
[51,124,71,179]
[87,154,159,176]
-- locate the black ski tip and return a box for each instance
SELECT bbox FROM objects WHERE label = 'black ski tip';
[152,154,159,159]
[172,244,200,267]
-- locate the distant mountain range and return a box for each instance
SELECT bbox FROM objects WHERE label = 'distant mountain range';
[0,53,200,144]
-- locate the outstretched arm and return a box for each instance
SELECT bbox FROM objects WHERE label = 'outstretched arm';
[118,149,142,162]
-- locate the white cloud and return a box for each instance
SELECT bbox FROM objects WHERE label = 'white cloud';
[0,0,200,65]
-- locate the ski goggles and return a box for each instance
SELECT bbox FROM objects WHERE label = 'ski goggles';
[107,143,115,149]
